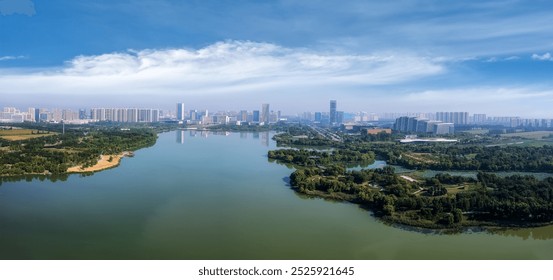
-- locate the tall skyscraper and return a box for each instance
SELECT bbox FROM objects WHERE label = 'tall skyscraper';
[329,100,337,124]
[34,108,40,123]
[253,110,260,122]
[261,104,270,124]
[176,103,185,121]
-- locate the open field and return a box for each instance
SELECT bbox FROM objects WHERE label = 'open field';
[0,129,57,141]
[403,152,438,164]
[500,131,553,139]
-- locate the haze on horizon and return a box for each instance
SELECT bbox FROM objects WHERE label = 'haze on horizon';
[1,0,553,117]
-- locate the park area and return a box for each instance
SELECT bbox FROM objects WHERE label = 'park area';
[0,128,57,141]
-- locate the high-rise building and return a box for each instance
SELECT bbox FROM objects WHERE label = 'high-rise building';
[190,110,198,121]
[34,108,40,123]
[329,100,337,124]
[261,104,270,124]
[239,110,248,122]
[253,110,260,122]
[436,112,468,125]
[314,112,322,122]
[394,116,454,135]
[336,111,344,124]
[176,103,185,121]
[472,114,487,124]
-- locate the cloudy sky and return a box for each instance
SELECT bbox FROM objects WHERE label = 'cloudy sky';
[1,0,553,116]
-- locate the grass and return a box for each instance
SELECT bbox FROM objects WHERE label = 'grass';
[403,152,438,164]
[463,129,490,135]
[0,129,57,141]
[445,184,473,195]
[500,131,553,140]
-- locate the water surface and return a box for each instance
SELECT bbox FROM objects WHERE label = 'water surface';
[0,131,552,259]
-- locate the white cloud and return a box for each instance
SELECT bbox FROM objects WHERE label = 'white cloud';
[397,87,553,117]
[0,41,444,97]
[532,52,553,61]
[0,55,25,61]
[0,0,35,16]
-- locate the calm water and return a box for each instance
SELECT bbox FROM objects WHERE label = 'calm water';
[1,131,553,260]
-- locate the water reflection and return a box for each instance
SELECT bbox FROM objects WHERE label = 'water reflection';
[176,130,185,144]
[0,173,70,183]
[175,130,269,147]
[261,131,269,147]
[492,225,553,240]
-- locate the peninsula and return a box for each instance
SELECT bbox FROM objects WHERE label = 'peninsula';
[0,123,158,178]
[268,125,553,231]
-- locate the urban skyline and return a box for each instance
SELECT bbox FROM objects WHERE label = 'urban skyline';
[3,102,553,131]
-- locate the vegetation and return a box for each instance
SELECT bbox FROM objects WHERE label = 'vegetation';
[268,149,375,167]
[268,125,553,230]
[0,124,157,178]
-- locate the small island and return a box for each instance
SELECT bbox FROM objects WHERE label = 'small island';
[268,125,553,231]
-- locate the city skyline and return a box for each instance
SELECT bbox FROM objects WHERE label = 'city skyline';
[2,1,553,116]
[4,103,553,131]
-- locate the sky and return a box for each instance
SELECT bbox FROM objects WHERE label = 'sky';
[1,0,553,117]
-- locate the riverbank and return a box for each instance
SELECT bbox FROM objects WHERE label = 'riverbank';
[66,152,133,173]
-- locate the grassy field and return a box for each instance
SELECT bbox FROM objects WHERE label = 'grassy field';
[500,131,553,139]
[0,129,57,141]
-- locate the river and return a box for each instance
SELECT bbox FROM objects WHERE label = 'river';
[0,131,552,259]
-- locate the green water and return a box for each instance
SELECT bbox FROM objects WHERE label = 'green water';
[1,131,553,259]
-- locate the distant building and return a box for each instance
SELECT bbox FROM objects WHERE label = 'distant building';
[314,112,322,122]
[472,113,487,124]
[434,123,455,135]
[239,110,248,122]
[253,110,260,122]
[79,109,88,120]
[394,116,454,135]
[336,111,344,124]
[34,108,40,123]
[189,110,198,121]
[329,100,337,124]
[436,112,468,125]
[90,108,160,123]
[176,103,185,121]
[261,104,270,124]
[366,128,392,135]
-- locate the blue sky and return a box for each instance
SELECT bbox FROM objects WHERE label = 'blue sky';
[1,0,553,116]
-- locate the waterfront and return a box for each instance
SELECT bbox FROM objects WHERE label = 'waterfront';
[1,131,553,259]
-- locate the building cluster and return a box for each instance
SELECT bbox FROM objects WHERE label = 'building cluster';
[435,112,469,125]
[4,102,553,131]
[176,103,281,125]
[90,108,160,123]
[472,115,553,128]
[0,106,162,124]
[1,107,83,123]
[393,116,455,135]
[300,100,345,125]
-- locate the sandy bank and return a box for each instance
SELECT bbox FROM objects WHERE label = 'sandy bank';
[66,152,131,173]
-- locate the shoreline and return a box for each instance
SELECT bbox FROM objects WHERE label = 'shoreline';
[292,186,553,232]
[66,152,133,173]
